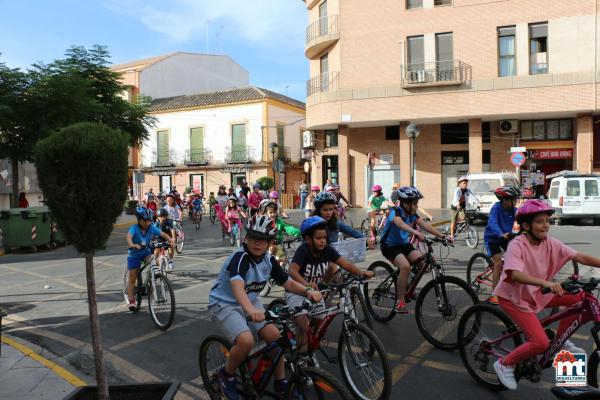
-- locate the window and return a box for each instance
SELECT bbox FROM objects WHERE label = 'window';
[483,150,491,164]
[482,122,491,143]
[519,119,573,141]
[407,35,425,82]
[320,53,329,91]
[441,123,469,144]
[231,123,246,162]
[435,32,454,81]
[318,0,328,35]
[442,151,468,165]
[529,22,548,75]
[325,129,338,147]
[385,126,400,140]
[277,125,285,159]
[549,186,559,200]
[434,0,452,5]
[595,117,600,168]
[406,0,422,9]
[157,130,169,165]
[320,53,329,74]
[322,156,339,185]
[585,180,599,196]
[189,127,204,163]
[566,180,580,197]
[498,26,516,77]
[470,179,501,195]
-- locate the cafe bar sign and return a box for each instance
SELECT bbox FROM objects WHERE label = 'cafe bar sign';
[221,166,251,174]
[529,148,573,160]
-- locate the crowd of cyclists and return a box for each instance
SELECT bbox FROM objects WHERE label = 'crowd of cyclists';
[124,176,600,398]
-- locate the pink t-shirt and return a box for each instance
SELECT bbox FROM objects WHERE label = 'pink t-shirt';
[226,209,240,220]
[494,234,577,313]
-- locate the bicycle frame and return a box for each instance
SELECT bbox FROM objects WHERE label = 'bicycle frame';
[482,291,600,371]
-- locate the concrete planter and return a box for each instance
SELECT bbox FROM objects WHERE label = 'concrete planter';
[63,382,180,400]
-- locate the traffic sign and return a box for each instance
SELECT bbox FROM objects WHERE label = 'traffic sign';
[510,147,526,153]
[510,152,526,167]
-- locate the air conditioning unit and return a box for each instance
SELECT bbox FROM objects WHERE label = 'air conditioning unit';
[499,120,518,135]
[302,130,315,149]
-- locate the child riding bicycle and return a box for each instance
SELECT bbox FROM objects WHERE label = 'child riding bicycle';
[126,207,174,311]
[492,199,600,390]
[224,196,246,234]
[484,185,520,304]
[259,199,300,263]
[379,186,450,314]
[207,215,322,399]
[154,208,176,270]
[450,176,479,238]
[367,184,387,240]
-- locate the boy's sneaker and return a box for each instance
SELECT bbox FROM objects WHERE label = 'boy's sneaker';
[394,299,409,314]
[218,367,239,400]
[167,261,174,270]
[493,359,517,390]
[274,379,289,397]
[562,340,585,355]
[128,299,136,311]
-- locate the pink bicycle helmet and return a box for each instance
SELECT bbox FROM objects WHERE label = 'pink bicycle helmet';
[372,184,382,192]
[311,185,320,191]
[516,199,555,224]
[269,191,279,199]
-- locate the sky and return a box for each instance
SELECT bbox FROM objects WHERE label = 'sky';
[0,0,309,101]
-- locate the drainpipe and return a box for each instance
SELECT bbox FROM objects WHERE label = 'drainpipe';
[593,0,597,172]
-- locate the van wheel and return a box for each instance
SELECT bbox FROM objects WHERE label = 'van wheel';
[593,218,600,226]
[555,218,564,226]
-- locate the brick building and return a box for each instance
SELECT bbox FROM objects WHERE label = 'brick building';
[302,0,600,208]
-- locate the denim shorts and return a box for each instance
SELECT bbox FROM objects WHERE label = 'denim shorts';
[127,249,151,270]
[208,300,268,343]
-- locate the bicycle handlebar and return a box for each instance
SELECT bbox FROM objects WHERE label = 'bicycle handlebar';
[246,300,313,322]
[424,237,454,247]
[319,274,367,289]
[541,277,600,294]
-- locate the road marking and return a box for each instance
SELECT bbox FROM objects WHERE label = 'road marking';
[1,335,87,387]
[1,264,87,291]
[110,317,198,351]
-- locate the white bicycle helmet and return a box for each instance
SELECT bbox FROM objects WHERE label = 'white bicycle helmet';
[259,199,277,213]
[245,215,277,239]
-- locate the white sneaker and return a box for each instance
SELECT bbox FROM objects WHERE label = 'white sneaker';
[167,261,174,270]
[562,340,585,355]
[493,359,517,390]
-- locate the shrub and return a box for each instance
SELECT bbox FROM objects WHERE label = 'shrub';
[256,176,274,191]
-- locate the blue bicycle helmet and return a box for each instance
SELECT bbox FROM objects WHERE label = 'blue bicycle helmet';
[300,216,328,236]
[135,206,153,220]
[313,192,337,208]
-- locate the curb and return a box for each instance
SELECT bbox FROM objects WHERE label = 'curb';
[1,334,87,387]
[431,219,450,227]
[113,222,133,229]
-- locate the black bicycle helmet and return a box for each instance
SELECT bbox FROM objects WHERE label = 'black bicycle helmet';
[495,185,521,200]
[157,208,169,218]
[313,192,337,208]
[396,186,423,201]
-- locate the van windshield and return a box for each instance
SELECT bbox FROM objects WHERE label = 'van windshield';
[469,179,500,195]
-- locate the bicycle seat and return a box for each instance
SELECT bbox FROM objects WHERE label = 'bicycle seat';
[551,386,600,400]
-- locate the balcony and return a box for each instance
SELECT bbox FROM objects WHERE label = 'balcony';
[225,146,256,164]
[277,146,292,163]
[151,148,179,167]
[307,71,340,96]
[400,60,471,88]
[305,15,340,59]
[184,149,212,166]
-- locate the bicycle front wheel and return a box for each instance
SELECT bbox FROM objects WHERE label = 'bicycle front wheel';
[199,335,233,400]
[195,215,201,230]
[465,227,479,248]
[457,304,522,391]
[338,322,391,400]
[148,273,176,330]
[287,366,353,400]
[415,275,479,350]
[176,233,184,254]
[363,261,397,323]
[210,208,216,224]
[466,252,494,300]
[360,218,371,238]
[350,286,373,330]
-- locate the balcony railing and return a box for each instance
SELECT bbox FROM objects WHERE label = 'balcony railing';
[184,149,212,165]
[151,148,179,167]
[307,71,340,96]
[277,146,292,162]
[306,15,339,43]
[225,146,256,164]
[400,60,471,88]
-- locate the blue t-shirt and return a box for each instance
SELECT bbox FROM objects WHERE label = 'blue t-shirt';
[154,219,174,237]
[209,245,289,306]
[290,243,341,285]
[192,199,203,210]
[127,224,163,257]
[484,202,516,244]
[382,207,419,246]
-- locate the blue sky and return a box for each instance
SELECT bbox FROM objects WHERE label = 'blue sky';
[0,0,309,101]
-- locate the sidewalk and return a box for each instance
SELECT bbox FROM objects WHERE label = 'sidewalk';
[0,335,87,400]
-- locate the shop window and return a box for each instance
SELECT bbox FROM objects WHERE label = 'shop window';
[325,129,338,147]
[566,180,580,197]
[520,119,573,141]
[385,126,400,140]
[442,151,469,165]
[585,180,599,196]
[441,123,469,144]
[406,0,423,9]
[323,155,339,185]
[483,150,491,164]
[482,122,490,143]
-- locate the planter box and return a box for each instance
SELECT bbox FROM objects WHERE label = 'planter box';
[64,382,180,400]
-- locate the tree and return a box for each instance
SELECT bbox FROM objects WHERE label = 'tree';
[34,122,129,400]
[256,176,274,191]
[0,45,155,206]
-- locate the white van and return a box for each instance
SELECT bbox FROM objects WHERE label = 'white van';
[466,172,520,218]
[546,171,600,224]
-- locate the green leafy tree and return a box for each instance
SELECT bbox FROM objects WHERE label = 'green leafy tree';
[256,176,274,191]
[34,122,129,400]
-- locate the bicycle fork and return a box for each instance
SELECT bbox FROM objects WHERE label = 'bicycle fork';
[432,272,453,317]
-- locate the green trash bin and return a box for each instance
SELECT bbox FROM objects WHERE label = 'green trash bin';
[50,216,66,245]
[0,207,51,250]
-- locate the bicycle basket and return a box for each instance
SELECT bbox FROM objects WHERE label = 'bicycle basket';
[331,237,366,264]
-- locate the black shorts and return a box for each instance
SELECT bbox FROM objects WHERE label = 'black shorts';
[486,239,509,256]
[380,242,416,262]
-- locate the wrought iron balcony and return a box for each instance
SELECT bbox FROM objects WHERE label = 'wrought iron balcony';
[184,149,211,165]
[307,71,340,96]
[400,60,471,88]
[277,146,292,163]
[305,15,340,58]
[151,148,178,167]
[225,146,256,164]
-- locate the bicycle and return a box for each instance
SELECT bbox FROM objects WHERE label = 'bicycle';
[267,275,391,400]
[229,220,242,247]
[199,302,353,400]
[173,220,185,254]
[153,240,172,276]
[441,208,479,248]
[260,236,301,297]
[457,277,600,391]
[338,205,353,228]
[209,203,217,224]
[363,237,479,349]
[193,209,202,231]
[122,243,176,330]
[360,210,387,240]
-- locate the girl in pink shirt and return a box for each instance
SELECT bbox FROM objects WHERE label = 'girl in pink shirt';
[493,200,600,390]
[224,196,246,233]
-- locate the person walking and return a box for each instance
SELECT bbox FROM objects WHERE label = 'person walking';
[18,192,29,208]
[298,180,309,210]
[323,178,334,192]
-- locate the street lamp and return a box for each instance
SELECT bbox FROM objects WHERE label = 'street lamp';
[405,123,420,186]
[269,142,279,194]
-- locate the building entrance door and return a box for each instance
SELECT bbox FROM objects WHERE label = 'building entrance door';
[367,165,400,205]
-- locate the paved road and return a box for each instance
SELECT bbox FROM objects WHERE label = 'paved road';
[1,210,600,399]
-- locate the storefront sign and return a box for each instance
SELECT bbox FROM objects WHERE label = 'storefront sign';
[380,154,394,165]
[530,148,573,159]
[221,166,250,174]
[510,147,526,153]
[151,170,176,176]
